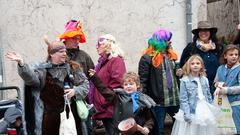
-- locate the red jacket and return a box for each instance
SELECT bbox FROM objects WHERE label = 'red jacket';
[93,56,126,119]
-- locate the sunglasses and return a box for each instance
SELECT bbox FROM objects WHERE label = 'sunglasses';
[96,38,115,48]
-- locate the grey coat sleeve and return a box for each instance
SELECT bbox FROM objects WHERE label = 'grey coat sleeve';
[73,72,89,100]
[226,86,240,95]
[17,64,41,87]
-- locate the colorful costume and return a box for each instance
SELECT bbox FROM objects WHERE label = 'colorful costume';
[138,29,179,135]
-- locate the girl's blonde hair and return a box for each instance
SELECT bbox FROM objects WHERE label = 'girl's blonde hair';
[122,72,141,90]
[182,55,206,77]
[97,34,124,58]
[219,44,240,64]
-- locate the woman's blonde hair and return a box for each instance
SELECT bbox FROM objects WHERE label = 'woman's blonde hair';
[182,55,206,77]
[97,34,124,58]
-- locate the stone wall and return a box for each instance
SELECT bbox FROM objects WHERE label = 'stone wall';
[208,0,240,42]
[0,0,206,90]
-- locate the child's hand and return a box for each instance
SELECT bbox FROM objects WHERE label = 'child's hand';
[95,120,103,126]
[214,88,221,97]
[184,115,192,123]
[176,68,183,77]
[142,127,150,135]
[215,86,227,96]
[214,82,224,88]
[88,69,96,77]
[214,82,219,88]
[137,125,149,135]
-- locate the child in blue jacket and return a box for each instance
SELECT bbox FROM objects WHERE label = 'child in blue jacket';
[214,44,240,134]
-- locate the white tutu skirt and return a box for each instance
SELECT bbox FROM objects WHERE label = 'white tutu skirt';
[171,100,220,135]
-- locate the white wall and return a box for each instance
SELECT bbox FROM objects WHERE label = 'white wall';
[0,0,206,88]
[192,0,207,28]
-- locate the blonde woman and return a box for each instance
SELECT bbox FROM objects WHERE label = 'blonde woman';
[88,34,126,134]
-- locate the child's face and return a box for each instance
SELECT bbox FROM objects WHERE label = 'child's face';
[123,79,138,94]
[14,118,22,127]
[224,49,239,66]
[190,58,202,74]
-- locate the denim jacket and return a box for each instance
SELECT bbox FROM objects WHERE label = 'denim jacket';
[179,75,212,121]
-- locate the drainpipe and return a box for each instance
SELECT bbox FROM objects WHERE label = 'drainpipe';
[238,0,240,22]
[186,0,192,43]
[0,29,4,100]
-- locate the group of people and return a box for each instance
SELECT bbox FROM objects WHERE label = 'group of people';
[4,19,240,135]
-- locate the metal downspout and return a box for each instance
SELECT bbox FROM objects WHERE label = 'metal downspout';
[0,29,5,100]
[186,0,192,43]
[238,0,240,22]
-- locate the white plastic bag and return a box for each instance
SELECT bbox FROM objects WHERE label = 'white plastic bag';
[59,95,77,135]
[214,91,237,134]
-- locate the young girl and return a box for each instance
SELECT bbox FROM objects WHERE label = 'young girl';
[214,44,240,134]
[171,55,219,135]
[89,70,158,135]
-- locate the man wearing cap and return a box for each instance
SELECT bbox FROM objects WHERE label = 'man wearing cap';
[59,20,94,78]
[177,20,223,95]
[59,19,95,135]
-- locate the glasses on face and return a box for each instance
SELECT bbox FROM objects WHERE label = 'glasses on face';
[96,38,106,48]
[96,38,115,48]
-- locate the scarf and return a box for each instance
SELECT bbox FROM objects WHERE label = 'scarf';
[196,39,216,52]
[164,56,173,89]
[47,63,69,83]
[131,92,139,113]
